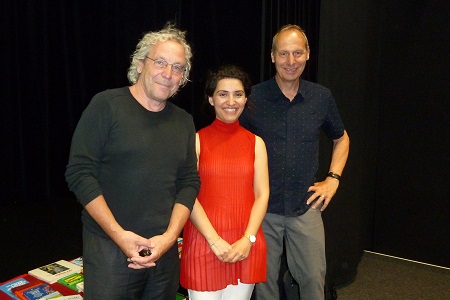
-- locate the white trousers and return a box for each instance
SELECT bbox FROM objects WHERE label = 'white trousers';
[188,279,255,300]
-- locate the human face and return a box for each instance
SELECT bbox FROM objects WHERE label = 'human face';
[209,78,247,124]
[271,29,310,85]
[137,40,186,104]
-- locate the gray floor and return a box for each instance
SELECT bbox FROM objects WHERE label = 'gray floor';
[337,251,450,300]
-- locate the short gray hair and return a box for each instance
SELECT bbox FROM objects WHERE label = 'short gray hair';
[127,23,192,86]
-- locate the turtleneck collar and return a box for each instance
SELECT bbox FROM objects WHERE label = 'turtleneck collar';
[211,118,240,133]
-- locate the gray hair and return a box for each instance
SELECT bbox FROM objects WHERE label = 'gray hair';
[127,23,192,86]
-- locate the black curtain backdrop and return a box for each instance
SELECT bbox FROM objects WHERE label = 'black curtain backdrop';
[372,0,449,267]
[318,0,449,270]
[318,0,382,287]
[2,0,327,283]
[2,0,320,205]
[1,0,448,290]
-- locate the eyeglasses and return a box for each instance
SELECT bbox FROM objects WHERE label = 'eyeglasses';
[145,56,186,75]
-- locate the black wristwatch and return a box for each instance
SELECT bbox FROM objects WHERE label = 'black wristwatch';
[327,172,341,180]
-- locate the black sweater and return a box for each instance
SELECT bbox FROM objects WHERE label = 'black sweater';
[65,87,200,238]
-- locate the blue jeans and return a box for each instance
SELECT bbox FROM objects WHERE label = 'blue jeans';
[82,228,180,300]
[255,209,326,300]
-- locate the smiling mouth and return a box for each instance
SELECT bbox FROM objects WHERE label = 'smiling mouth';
[157,82,171,87]
[223,108,237,112]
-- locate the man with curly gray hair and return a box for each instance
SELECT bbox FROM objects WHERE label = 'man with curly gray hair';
[66,22,200,299]
[127,22,192,88]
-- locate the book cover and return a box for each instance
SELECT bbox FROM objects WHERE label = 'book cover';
[8,277,42,299]
[57,273,83,292]
[176,293,186,300]
[0,277,30,300]
[75,282,83,293]
[28,260,82,284]
[56,296,83,300]
[68,257,83,268]
[13,282,61,300]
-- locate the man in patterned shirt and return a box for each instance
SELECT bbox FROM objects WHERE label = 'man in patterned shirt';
[240,24,350,300]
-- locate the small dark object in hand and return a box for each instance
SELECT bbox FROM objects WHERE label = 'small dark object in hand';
[139,249,152,257]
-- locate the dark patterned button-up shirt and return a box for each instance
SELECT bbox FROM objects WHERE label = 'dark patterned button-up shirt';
[240,78,345,216]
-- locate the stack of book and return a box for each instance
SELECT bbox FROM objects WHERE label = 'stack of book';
[0,258,83,300]
[0,257,187,300]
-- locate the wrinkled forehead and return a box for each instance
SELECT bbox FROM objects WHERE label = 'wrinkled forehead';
[273,30,309,52]
[148,40,186,62]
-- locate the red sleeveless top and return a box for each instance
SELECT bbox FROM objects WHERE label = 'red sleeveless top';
[180,119,266,291]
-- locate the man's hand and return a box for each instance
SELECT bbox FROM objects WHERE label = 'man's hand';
[307,177,339,211]
[110,230,155,269]
[128,233,175,269]
[127,246,156,269]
